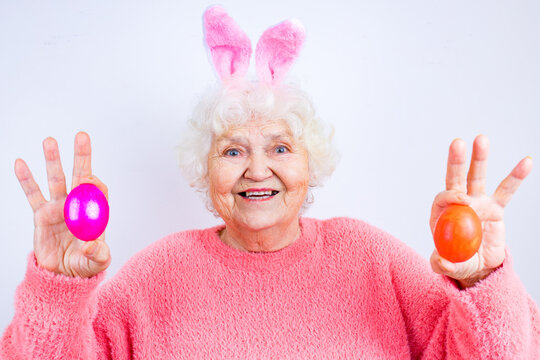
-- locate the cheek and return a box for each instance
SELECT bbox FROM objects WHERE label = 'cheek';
[281,160,310,193]
[208,162,241,218]
[209,161,243,194]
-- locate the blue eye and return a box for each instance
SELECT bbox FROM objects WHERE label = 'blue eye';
[275,145,288,154]
[226,149,240,157]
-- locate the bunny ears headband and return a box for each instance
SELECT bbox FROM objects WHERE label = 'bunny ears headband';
[203,6,305,85]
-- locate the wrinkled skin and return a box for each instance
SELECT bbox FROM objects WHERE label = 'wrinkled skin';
[15,132,111,278]
[207,119,310,252]
[429,135,532,287]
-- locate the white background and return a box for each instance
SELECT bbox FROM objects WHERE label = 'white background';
[1,0,539,332]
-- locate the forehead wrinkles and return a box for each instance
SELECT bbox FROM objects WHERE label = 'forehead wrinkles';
[216,121,295,144]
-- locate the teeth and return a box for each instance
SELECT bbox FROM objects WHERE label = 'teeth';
[246,191,273,197]
[240,190,279,198]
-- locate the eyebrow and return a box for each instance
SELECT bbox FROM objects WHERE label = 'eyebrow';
[216,133,294,145]
[268,134,293,141]
[216,136,249,146]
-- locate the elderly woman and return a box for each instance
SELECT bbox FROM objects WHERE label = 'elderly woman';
[2,6,539,359]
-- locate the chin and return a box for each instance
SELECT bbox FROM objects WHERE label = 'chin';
[237,211,286,232]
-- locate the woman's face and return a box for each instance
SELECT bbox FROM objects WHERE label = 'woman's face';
[207,119,310,232]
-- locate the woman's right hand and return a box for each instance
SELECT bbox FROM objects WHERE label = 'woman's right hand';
[14,132,111,278]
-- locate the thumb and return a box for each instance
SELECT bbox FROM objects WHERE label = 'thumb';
[83,240,111,270]
[430,250,457,275]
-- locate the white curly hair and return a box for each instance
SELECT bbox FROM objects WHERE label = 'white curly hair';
[177,80,339,216]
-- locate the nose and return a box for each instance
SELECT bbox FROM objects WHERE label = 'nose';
[244,151,273,181]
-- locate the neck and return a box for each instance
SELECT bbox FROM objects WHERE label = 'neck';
[219,218,301,252]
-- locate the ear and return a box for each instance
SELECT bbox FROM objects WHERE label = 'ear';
[203,6,252,82]
[255,19,305,85]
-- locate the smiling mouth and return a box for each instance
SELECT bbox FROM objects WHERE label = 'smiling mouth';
[239,190,279,201]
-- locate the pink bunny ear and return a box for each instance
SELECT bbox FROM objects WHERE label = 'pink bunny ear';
[255,19,305,85]
[203,6,252,81]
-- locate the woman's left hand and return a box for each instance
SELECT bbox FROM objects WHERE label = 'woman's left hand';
[429,135,533,288]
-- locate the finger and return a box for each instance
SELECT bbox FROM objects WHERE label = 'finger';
[83,240,111,272]
[493,156,533,207]
[446,138,467,193]
[430,250,457,275]
[14,158,47,212]
[72,132,92,189]
[429,190,471,233]
[467,135,489,196]
[43,137,68,201]
[76,174,109,201]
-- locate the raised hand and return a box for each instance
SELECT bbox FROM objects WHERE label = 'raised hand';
[429,135,532,287]
[14,132,111,278]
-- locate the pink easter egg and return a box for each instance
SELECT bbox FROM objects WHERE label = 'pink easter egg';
[64,183,109,241]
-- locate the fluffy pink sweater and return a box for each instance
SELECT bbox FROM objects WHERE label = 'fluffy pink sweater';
[2,217,539,359]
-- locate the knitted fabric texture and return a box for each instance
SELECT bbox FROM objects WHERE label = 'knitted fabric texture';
[2,217,539,359]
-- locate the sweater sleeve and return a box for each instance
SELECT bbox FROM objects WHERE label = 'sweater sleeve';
[0,252,127,360]
[388,240,540,359]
